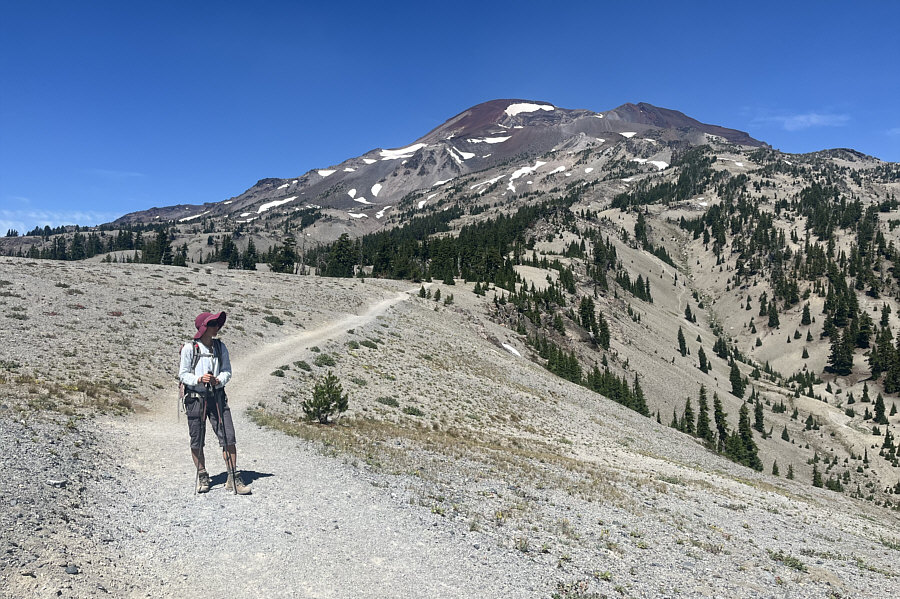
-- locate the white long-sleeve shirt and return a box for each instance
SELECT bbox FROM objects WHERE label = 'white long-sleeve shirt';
[179,339,232,392]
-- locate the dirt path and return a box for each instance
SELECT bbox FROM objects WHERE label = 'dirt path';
[91,287,544,598]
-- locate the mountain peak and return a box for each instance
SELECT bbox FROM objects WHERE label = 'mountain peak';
[608,102,765,147]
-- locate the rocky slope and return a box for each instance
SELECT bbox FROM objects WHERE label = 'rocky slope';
[1,257,899,598]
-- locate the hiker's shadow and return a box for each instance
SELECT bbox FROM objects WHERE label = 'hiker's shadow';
[210,470,273,487]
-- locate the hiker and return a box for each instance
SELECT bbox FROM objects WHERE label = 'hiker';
[179,311,250,495]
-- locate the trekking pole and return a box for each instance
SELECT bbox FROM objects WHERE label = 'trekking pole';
[212,385,238,495]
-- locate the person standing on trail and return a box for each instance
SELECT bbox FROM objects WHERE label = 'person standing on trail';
[179,311,250,495]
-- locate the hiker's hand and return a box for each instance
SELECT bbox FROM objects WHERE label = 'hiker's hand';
[200,374,219,385]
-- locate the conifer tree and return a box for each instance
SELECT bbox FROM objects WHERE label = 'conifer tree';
[767,302,780,328]
[677,326,687,357]
[801,302,812,326]
[597,313,610,350]
[781,425,790,442]
[682,398,695,435]
[772,460,780,476]
[812,463,823,487]
[738,401,763,470]
[696,385,713,444]
[874,393,889,425]
[632,374,649,416]
[698,346,709,373]
[753,396,765,434]
[787,464,795,480]
[827,329,853,375]
[729,361,745,398]
[713,393,729,451]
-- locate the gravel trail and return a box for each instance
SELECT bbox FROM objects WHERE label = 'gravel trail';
[85,287,545,598]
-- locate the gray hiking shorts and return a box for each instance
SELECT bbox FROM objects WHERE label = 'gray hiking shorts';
[185,389,236,449]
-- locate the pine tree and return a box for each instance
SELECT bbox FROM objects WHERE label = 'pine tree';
[787,464,795,480]
[738,401,763,470]
[696,385,713,444]
[698,346,709,373]
[632,374,649,416]
[597,313,610,350]
[753,396,765,433]
[302,371,349,424]
[801,302,812,326]
[682,398,695,435]
[812,463,823,487]
[767,301,780,328]
[713,393,729,451]
[874,393,889,425]
[826,329,853,375]
[325,233,356,277]
[729,361,745,398]
[677,326,687,357]
[772,460,780,476]
[781,425,790,442]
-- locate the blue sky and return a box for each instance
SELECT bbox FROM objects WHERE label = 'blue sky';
[2,1,898,234]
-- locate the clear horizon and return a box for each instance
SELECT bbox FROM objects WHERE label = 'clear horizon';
[2,0,898,234]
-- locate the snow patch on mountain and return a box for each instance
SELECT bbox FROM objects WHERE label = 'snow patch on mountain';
[348,212,367,219]
[376,206,391,219]
[584,167,594,173]
[380,143,426,160]
[363,158,377,165]
[620,132,637,138]
[467,136,512,144]
[277,183,289,189]
[258,197,297,214]
[550,166,566,174]
[317,170,336,177]
[348,189,357,199]
[505,103,554,117]
[507,161,547,192]
[353,197,373,205]
[371,183,382,197]
[470,175,505,191]
[502,343,521,357]
[178,211,209,223]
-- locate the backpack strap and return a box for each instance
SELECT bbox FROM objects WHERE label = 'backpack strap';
[190,341,202,373]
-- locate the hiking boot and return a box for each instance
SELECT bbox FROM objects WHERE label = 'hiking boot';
[196,470,210,494]
[225,472,251,495]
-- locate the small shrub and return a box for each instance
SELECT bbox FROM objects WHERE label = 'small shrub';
[376,396,399,408]
[302,371,348,424]
[264,315,284,325]
[403,405,425,416]
[360,340,377,349]
[347,340,360,349]
[310,346,321,353]
[294,360,311,371]
[271,369,285,377]
[314,353,336,367]
[768,550,806,572]
[349,376,367,386]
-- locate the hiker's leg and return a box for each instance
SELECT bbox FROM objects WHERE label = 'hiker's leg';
[191,447,206,471]
[186,397,206,472]
[223,444,237,471]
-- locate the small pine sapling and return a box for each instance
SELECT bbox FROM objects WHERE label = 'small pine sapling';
[302,371,349,424]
